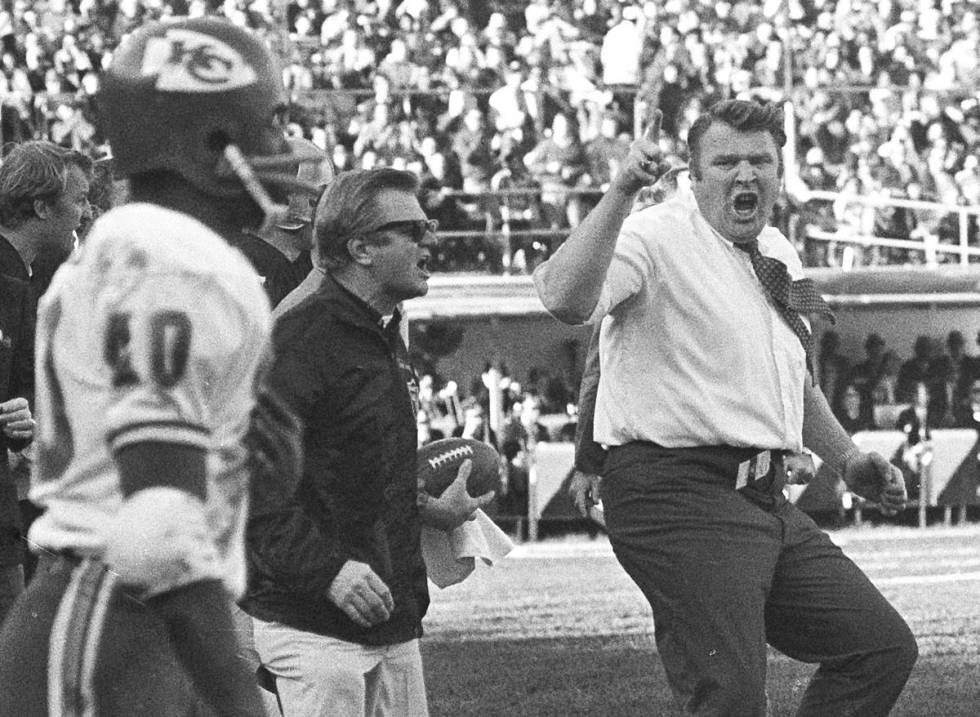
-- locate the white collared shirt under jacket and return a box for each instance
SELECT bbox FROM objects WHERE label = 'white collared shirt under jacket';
[535,188,808,453]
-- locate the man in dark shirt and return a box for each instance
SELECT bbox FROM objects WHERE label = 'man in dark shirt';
[243,168,492,716]
[0,274,35,623]
[0,140,93,298]
[0,140,92,582]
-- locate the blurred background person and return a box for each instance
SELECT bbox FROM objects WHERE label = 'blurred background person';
[895,381,934,501]
[848,332,888,424]
[0,274,35,624]
[818,330,851,418]
[836,382,876,435]
[930,329,971,427]
[0,140,92,302]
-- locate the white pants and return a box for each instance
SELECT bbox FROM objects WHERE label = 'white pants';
[231,605,282,716]
[251,617,429,717]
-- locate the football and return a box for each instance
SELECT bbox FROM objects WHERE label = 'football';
[417,438,500,498]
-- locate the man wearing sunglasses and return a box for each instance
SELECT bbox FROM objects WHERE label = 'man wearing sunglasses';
[241,168,492,716]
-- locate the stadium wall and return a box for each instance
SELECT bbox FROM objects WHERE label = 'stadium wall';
[406,269,980,393]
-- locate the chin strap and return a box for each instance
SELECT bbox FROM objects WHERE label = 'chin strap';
[222,144,285,232]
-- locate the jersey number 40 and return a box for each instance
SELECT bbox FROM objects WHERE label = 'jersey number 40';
[104,311,192,388]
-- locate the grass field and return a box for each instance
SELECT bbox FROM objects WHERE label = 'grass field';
[422,525,980,716]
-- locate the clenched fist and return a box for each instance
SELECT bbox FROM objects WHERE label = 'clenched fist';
[842,450,907,516]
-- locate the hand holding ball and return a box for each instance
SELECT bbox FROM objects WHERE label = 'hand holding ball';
[417,438,501,498]
[417,438,499,531]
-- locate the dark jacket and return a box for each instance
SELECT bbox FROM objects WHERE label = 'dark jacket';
[242,273,427,646]
[0,234,30,285]
[0,274,35,567]
[227,233,312,309]
[0,232,68,306]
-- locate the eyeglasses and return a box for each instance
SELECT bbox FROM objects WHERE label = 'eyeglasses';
[364,218,439,244]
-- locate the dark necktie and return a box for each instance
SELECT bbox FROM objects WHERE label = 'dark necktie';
[736,240,835,375]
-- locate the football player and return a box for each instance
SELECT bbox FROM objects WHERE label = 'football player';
[0,17,310,717]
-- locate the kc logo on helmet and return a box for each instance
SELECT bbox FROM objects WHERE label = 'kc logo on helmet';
[140,29,257,92]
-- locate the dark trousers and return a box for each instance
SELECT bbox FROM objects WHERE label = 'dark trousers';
[603,443,917,717]
[0,554,212,717]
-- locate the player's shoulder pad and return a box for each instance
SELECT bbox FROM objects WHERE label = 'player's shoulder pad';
[87,204,264,292]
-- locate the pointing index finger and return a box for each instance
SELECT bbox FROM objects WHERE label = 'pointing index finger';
[643,109,663,143]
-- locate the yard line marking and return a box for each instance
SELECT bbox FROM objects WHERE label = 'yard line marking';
[507,526,980,560]
[874,570,980,586]
[829,526,980,545]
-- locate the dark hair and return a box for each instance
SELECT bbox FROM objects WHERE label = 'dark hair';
[864,332,885,350]
[687,100,786,180]
[314,168,420,270]
[0,141,93,228]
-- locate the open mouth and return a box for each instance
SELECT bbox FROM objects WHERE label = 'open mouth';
[732,191,759,219]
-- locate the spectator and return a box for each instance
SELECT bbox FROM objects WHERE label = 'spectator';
[417,409,445,447]
[817,330,851,416]
[848,332,888,421]
[895,335,940,407]
[895,381,934,500]
[836,382,876,435]
[930,329,971,426]
[872,349,903,408]
[518,394,551,446]
[966,329,980,389]
[488,62,530,144]
[452,397,497,446]
[953,377,980,430]
[524,111,589,231]
[490,149,547,273]
[600,4,643,88]
[584,110,632,194]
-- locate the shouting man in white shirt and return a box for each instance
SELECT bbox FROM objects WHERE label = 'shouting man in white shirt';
[534,99,916,717]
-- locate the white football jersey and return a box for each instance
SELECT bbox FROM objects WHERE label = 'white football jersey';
[28,203,271,598]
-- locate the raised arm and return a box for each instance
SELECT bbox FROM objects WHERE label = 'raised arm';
[533,111,666,324]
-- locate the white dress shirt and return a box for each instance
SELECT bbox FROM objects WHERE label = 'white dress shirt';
[536,187,808,452]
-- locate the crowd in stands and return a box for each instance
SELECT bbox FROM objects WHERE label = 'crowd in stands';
[1,0,978,273]
[819,328,980,434]
[816,326,980,499]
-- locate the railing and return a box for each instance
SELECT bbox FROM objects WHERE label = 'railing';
[799,190,980,267]
[419,185,980,274]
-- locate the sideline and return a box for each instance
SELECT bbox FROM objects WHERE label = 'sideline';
[876,571,980,586]
[508,524,980,560]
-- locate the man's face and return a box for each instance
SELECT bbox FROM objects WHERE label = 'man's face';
[42,164,91,251]
[691,122,781,244]
[363,188,435,304]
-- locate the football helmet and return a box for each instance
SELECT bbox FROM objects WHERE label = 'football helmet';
[98,17,320,214]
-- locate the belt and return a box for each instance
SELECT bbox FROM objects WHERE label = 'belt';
[606,442,789,505]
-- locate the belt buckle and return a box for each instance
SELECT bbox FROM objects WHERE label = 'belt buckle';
[736,450,771,490]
